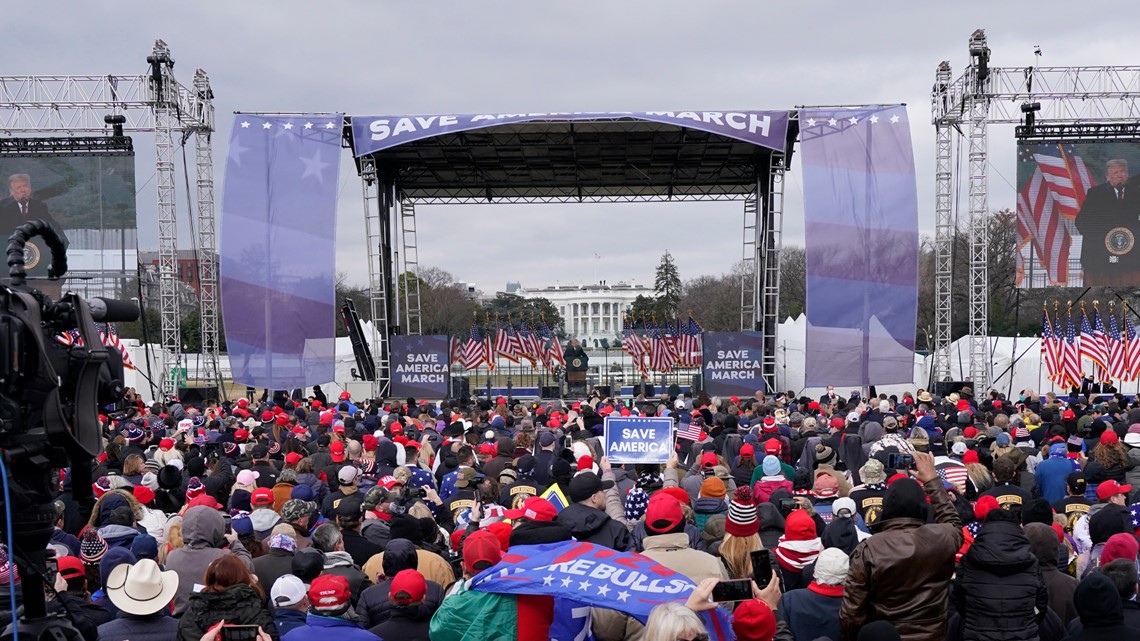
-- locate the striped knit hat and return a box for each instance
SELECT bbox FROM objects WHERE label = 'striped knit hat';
[726,486,759,537]
[79,529,108,565]
[186,476,205,500]
[0,545,17,585]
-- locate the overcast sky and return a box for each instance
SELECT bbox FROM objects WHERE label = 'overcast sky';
[7,1,1136,290]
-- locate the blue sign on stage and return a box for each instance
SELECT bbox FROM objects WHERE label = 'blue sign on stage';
[701,331,765,396]
[390,335,450,399]
[603,417,674,464]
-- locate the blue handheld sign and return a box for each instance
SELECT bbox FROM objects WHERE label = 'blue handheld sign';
[603,417,674,464]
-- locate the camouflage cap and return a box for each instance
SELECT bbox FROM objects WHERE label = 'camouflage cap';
[362,485,390,511]
[281,498,315,523]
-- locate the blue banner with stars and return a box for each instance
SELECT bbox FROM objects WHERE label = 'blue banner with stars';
[391,334,450,399]
[219,113,344,388]
[701,331,765,396]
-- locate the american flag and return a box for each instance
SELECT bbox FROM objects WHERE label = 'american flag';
[1041,308,1061,384]
[540,322,565,372]
[676,420,704,442]
[1079,308,1108,376]
[1016,144,1094,286]
[449,335,463,366]
[648,321,678,373]
[515,323,539,367]
[1107,309,1127,381]
[460,324,490,370]
[1125,310,1140,382]
[494,323,520,364]
[677,316,702,368]
[936,459,968,495]
[621,316,648,378]
[56,324,136,370]
[1093,309,1112,379]
[1061,309,1081,389]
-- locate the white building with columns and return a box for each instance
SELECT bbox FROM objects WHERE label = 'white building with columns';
[511,281,653,349]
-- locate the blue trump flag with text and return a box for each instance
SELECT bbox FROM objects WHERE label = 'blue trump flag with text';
[799,105,919,387]
[472,541,733,641]
[220,114,343,388]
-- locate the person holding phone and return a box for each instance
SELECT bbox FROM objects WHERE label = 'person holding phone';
[678,575,786,641]
[839,450,964,641]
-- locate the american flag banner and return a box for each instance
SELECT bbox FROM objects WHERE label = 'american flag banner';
[57,325,136,370]
[460,324,489,370]
[540,322,565,372]
[1107,309,1127,381]
[449,336,463,367]
[677,316,703,368]
[1061,308,1081,389]
[1015,143,1095,287]
[494,323,520,364]
[621,316,648,378]
[1093,308,1113,379]
[676,420,704,442]
[1041,309,1061,384]
[1079,308,1108,376]
[1124,309,1140,382]
[647,321,678,373]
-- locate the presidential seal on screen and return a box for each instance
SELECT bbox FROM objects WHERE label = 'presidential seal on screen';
[1106,227,1135,256]
[23,241,41,270]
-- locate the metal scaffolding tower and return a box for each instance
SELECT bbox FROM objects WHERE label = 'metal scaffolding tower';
[359,157,392,398]
[399,198,423,335]
[761,154,786,391]
[931,31,1140,392]
[192,69,221,393]
[0,39,216,399]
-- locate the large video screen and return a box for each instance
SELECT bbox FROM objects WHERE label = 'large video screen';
[0,151,137,295]
[1016,140,1140,288]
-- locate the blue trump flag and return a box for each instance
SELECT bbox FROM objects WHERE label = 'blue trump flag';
[219,114,343,388]
[472,541,733,641]
[799,106,919,387]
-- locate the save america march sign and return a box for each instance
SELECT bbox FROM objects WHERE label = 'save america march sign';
[603,417,673,464]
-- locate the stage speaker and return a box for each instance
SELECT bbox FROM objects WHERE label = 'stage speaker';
[934,381,969,398]
[691,375,702,395]
[593,385,612,398]
[451,377,470,400]
[540,385,561,399]
[178,386,218,407]
[632,383,655,397]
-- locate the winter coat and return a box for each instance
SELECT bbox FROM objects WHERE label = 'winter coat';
[757,502,787,551]
[630,520,706,553]
[754,477,794,504]
[282,614,380,641]
[782,583,843,641]
[640,532,729,584]
[370,605,432,641]
[356,539,444,628]
[952,519,1048,641]
[556,503,634,552]
[97,612,180,641]
[692,497,727,531]
[294,472,328,506]
[249,508,281,540]
[273,609,308,637]
[252,548,295,594]
[839,478,964,641]
[51,591,112,641]
[361,548,455,591]
[508,520,574,547]
[322,550,371,604]
[165,506,253,615]
[342,528,384,569]
[1026,521,1080,627]
[97,524,141,550]
[177,584,278,641]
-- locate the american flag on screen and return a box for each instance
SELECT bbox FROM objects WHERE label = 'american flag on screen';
[1016,144,1095,286]
[1041,309,1061,383]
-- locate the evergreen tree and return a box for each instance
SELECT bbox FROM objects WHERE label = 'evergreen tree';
[654,250,682,318]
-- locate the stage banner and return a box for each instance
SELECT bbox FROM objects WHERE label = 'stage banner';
[472,541,733,640]
[1015,140,1140,288]
[701,331,765,396]
[603,417,673,464]
[351,111,790,156]
[220,114,344,389]
[799,105,919,387]
[391,334,450,399]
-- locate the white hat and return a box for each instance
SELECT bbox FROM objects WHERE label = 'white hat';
[675,399,685,410]
[846,411,861,423]
[879,400,891,413]
[952,441,968,456]
[168,458,184,471]
[337,465,360,485]
[832,497,857,519]
[1125,433,1140,448]
[814,548,850,586]
[271,574,307,608]
[105,559,179,616]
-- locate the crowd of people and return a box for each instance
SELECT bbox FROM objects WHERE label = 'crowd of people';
[7,383,1140,641]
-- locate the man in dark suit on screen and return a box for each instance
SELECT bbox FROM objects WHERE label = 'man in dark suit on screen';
[0,173,68,287]
[1074,159,1140,286]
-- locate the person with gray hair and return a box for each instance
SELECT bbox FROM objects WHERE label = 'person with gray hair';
[311,522,371,604]
[1075,157,1140,286]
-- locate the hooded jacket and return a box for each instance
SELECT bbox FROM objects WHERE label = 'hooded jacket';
[322,550,371,604]
[357,539,443,628]
[839,478,963,641]
[252,547,295,596]
[630,520,706,553]
[757,502,787,550]
[951,518,1048,641]
[1060,573,1135,641]
[692,497,727,531]
[1025,522,1079,626]
[96,612,179,641]
[176,584,278,641]
[508,520,574,547]
[165,506,253,615]
[369,604,432,641]
[556,503,633,552]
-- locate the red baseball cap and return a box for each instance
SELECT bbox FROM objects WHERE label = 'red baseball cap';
[132,486,155,505]
[186,495,223,511]
[339,391,351,400]
[739,443,755,458]
[362,434,378,451]
[762,416,777,432]
[251,487,274,506]
[57,556,85,580]
[330,441,346,462]
[645,492,684,533]
[462,531,503,574]
[261,411,275,422]
[292,425,308,436]
[700,452,718,468]
[389,569,427,605]
[233,429,249,442]
[158,438,174,451]
[285,452,304,466]
[730,396,740,404]
[1098,479,1133,502]
[764,439,781,455]
[308,574,351,612]
[236,398,249,408]
[504,497,557,522]
[808,401,821,410]
[390,424,404,436]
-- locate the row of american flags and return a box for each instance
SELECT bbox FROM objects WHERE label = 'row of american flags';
[56,324,137,370]
[447,316,704,377]
[1041,305,1140,388]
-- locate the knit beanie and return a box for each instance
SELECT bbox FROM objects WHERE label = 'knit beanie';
[79,529,108,565]
[762,455,782,477]
[813,547,850,586]
[186,476,205,500]
[700,477,727,499]
[0,546,17,585]
[624,488,649,522]
[726,486,759,537]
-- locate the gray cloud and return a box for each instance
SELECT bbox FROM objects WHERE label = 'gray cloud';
[7,0,1136,289]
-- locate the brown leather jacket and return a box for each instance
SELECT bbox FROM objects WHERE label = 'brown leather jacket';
[839,478,964,641]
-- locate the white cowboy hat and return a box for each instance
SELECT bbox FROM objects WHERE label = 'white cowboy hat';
[1124,432,1140,448]
[105,558,179,616]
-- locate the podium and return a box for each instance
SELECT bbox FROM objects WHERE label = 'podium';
[566,370,588,396]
